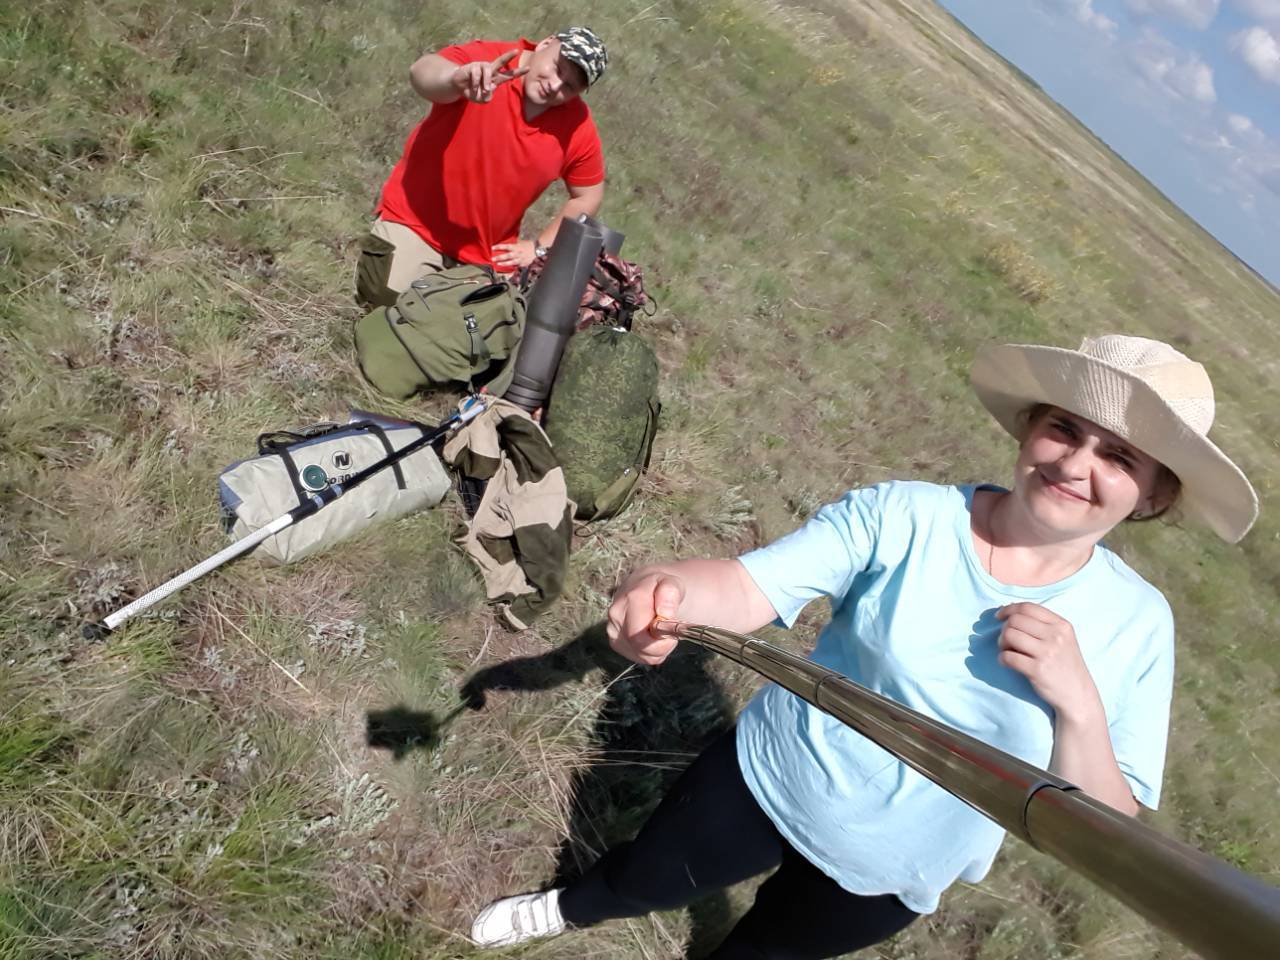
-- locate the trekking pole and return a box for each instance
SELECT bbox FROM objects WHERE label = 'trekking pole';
[648,618,1280,960]
[84,397,488,639]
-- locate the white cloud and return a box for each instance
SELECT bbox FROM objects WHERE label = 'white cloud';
[1130,30,1219,101]
[1187,129,1236,149]
[1193,113,1280,204]
[1185,113,1263,151]
[1176,114,1280,225]
[1256,163,1280,196]
[1233,144,1280,198]
[1230,26,1280,83]
[1124,0,1221,29]
[1035,0,1119,36]
[1227,113,1256,135]
[1069,0,1120,36]
[1229,1,1280,20]
[1174,58,1217,100]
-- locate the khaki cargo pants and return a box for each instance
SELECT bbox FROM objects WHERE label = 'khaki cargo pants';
[354,218,460,309]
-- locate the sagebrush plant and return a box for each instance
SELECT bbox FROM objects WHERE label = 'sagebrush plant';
[981,239,1058,305]
[2,1,1277,958]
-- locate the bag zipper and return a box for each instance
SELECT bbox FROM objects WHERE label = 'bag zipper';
[407,278,482,314]
[481,315,519,340]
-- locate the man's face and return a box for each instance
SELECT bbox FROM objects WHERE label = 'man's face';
[524,38,588,107]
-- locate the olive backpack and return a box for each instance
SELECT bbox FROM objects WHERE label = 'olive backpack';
[354,266,526,399]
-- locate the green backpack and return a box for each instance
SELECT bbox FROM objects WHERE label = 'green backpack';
[544,326,660,521]
[354,266,525,399]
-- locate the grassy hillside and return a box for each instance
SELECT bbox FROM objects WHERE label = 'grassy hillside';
[2,1,1276,957]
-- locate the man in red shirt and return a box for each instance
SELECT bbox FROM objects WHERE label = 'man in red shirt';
[356,27,608,306]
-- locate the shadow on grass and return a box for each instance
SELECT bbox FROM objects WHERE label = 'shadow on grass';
[365,703,468,760]
[458,621,739,959]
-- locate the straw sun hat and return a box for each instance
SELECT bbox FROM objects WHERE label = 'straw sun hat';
[970,334,1258,543]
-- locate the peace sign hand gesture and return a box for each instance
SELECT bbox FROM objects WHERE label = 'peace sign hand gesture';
[450,49,528,103]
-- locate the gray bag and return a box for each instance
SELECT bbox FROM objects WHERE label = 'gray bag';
[218,418,451,564]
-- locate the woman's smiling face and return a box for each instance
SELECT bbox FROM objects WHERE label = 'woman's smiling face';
[1012,407,1165,540]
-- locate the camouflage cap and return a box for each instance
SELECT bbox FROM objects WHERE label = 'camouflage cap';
[554,26,608,87]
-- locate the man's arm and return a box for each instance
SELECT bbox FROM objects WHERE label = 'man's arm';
[492,181,605,269]
[537,181,604,248]
[409,49,526,105]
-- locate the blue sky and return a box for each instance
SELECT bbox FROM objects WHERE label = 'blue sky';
[933,0,1280,287]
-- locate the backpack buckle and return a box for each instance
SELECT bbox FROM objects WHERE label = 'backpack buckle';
[464,313,484,368]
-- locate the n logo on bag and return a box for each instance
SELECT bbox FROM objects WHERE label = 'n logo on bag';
[332,450,353,471]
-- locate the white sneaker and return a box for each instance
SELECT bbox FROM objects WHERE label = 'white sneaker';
[470,888,567,948]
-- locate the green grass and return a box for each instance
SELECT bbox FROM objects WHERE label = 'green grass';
[2,0,1277,957]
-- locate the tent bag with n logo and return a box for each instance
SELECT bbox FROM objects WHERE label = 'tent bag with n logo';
[218,420,451,564]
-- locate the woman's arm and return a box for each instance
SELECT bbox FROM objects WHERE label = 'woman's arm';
[610,491,885,666]
[606,559,778,666]
[997,602,1140,816]
[1049,707,1140,816]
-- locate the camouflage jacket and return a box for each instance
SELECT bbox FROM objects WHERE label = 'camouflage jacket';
[442,398,574,629]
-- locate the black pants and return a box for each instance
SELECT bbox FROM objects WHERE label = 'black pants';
[558,729,919,959]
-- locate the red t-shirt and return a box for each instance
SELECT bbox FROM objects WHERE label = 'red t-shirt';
[377,39,605,268]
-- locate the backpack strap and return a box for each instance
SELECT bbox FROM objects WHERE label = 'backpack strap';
[271,444,308,508]
[573,395,660,524]
[463,312,490,372]
[480,287,528,397]
[483,352,519,398]
[256,422,343,454]
[256,424,340,508]
[585,261,647,330]
[257,430,309,454]
[459,281,516,376]
[589,265,625,302]
[256,422,410,504]
[349,421,407,491]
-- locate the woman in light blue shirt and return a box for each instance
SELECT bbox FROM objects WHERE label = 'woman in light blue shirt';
[471,335,1258,956]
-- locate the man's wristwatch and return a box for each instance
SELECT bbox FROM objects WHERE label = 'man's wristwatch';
[534,242,548,259]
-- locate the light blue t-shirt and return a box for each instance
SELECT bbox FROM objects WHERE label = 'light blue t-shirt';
[736,481,1174,914]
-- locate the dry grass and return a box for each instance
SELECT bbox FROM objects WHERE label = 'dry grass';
[981,238,1059,304]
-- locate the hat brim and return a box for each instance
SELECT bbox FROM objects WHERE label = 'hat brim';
[971,343,1258,543]
[560,54,594,88]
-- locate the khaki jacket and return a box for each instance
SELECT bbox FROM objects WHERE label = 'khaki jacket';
[442,398,574,629]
